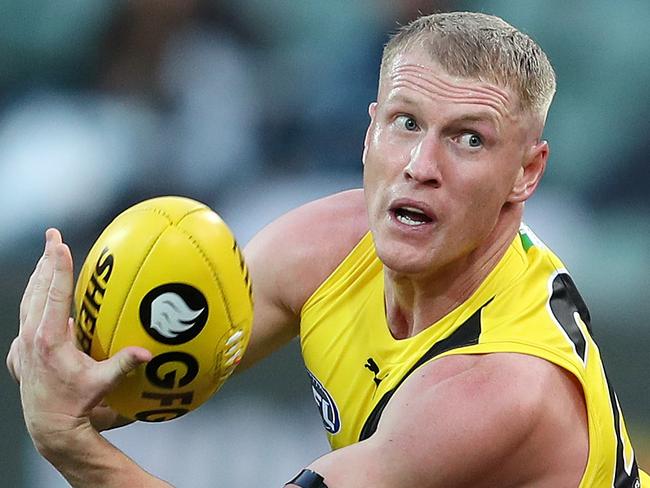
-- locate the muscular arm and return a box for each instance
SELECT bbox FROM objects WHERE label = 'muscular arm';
[9,191,368,486]
[297,353,588,488]
[239,189,368,370]
[40,427,173,487]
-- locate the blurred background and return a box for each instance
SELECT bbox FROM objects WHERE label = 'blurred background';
[0,0,648,485]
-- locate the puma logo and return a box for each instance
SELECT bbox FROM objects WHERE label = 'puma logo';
[364,358,387,388]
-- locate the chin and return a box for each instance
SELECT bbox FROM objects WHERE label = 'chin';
[373,239,434,276]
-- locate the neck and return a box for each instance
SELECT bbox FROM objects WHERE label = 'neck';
[384,206,522,339]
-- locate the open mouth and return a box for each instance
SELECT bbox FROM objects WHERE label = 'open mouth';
[393,206,433,226]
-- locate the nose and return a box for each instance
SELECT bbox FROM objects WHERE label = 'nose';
[404,136,442,187]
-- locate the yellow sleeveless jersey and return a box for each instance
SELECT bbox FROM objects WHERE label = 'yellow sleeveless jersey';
[300,225,648,487]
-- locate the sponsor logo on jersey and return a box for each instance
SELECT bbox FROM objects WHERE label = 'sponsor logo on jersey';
[308,370,341,434]
[139,283,208,344]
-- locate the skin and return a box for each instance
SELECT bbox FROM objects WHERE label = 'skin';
[7,45,590,487]
[364,50,547,338]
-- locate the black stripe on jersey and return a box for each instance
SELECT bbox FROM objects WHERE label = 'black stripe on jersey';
[548,272,639,486]
[605,369,641,487]
[358,298,491,442]
[549,273,592,363]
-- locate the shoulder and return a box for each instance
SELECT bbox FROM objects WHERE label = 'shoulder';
[376,353,588,486]
[308,352,588,486]
[244,188,369,314]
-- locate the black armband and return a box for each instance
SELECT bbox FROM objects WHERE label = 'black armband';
[285,468,328,487]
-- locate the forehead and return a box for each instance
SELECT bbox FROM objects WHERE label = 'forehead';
[379,48,520,121]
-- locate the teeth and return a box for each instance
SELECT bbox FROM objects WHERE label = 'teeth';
[396,212,427,226]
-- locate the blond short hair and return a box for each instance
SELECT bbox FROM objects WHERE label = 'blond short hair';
[381,12,556,117]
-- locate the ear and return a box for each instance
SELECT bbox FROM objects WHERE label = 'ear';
[507,140,549,203]
[362,102,378,166]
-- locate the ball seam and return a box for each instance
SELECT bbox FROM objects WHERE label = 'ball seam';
[106,208,177,355]
[175,224,235,328]
[176,211,239,383]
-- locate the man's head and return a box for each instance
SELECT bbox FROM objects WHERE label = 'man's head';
[363,12,556,279]
[381,11,556,126]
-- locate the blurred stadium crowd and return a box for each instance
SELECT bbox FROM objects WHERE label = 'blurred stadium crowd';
[0,1,648,486]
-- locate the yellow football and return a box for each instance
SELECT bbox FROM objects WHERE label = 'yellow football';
[73,196,253,422]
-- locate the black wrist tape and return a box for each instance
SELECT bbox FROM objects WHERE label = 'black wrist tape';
[285,468,328,487]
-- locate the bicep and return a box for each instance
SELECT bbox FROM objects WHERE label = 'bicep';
[236,190,368,371]
[307,375,519,487]
[237,281,299,371]
[305,354,572,488]
[236,234,300,371]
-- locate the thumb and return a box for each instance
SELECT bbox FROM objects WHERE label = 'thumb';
[97,346,152,392]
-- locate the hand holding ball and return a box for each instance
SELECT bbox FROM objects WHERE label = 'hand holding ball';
[74,197,253,422]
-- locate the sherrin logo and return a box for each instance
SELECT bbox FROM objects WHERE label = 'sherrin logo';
[308,370,341,434]
[75,247,114,354]
[139,283,209,345]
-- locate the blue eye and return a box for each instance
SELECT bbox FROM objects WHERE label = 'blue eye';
[397,115,418,131]
[404,117,417,131]
[459,133,482,148]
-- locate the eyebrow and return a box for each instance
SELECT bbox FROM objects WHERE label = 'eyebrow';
[383,85,510,136]
[451,113,500,128]
[446,114,502,138]
[385,95,500,128]
[384,93,419,107]
[386,93,500,120]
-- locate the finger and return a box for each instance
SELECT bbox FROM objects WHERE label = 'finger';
[6,338,20,384]
[20,254,45,326]
[22,230,62,338]
[96,347,152,394]
[38,242,74,344]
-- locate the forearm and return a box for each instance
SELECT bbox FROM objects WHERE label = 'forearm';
[36,422,173,488]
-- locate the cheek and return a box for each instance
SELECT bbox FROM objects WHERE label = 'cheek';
[466,155,519,206]
[362,150,382,208]
[449,177,505,228]
[363,141,393,186]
